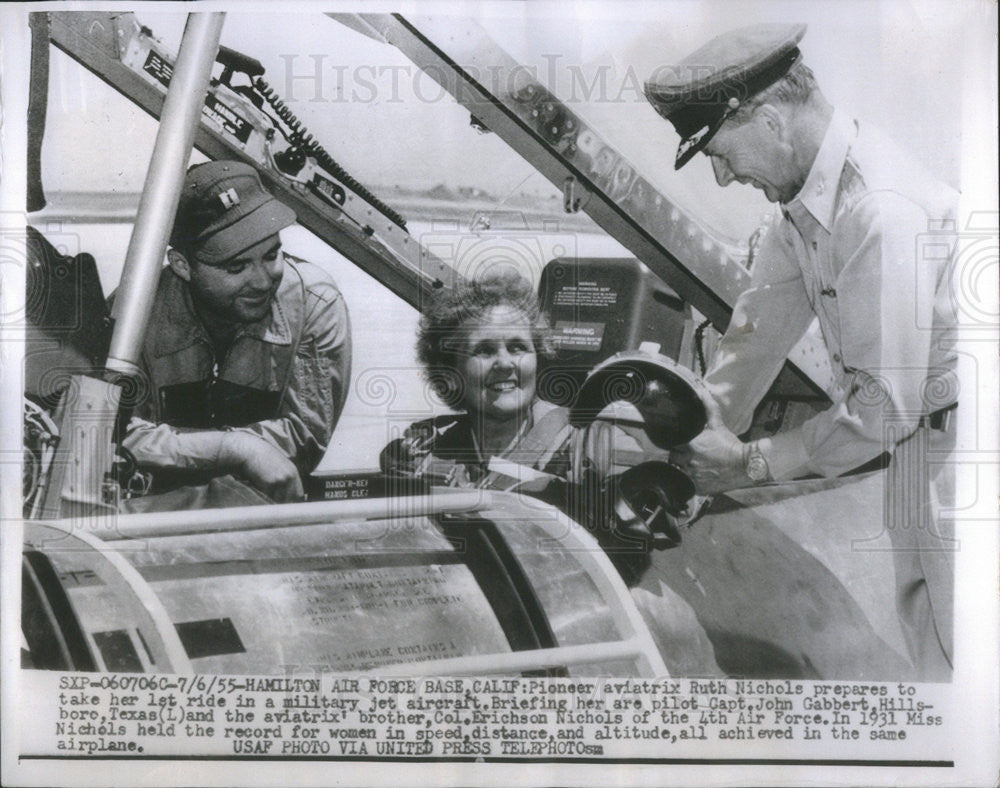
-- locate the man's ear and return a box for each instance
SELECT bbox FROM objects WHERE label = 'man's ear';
[167,248,193,282]
[754,103,787,139]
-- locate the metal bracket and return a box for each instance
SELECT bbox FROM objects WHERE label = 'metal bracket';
[48,11,461,309]
[563,176,585,214]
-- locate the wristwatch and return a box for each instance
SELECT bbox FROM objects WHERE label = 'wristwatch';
[744,441,770,484]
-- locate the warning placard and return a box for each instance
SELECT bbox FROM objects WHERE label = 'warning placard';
[552,321,605,350]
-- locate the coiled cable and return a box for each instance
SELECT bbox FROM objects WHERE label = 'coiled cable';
[694,318,713,376]
[254,76,408,230]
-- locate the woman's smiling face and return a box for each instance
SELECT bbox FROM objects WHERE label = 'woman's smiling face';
[457,305,537,423]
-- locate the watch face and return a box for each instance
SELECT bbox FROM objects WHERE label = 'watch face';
[746,453,769,483]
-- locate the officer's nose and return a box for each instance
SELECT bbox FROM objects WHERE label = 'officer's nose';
[711,156,735,187]
[266,254,283,283]
[249,258,281,291]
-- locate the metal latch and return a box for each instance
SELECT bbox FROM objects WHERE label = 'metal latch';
[563,176,588,213]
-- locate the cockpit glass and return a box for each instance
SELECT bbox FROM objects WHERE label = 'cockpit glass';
[477,13,770,245]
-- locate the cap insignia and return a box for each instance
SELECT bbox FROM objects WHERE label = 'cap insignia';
[218,187,240,210]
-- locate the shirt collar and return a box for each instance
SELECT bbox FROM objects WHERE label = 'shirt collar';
[784,108,857,232]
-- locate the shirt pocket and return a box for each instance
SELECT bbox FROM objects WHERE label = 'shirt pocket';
[290,337,336,443]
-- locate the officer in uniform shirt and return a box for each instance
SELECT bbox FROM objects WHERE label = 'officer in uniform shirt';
[120,161,351,505]
[644,24,958,679]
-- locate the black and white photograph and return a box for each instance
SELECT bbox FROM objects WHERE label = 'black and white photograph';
[1,1,997,786]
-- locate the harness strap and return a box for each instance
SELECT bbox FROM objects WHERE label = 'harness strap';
[479,407,572,490]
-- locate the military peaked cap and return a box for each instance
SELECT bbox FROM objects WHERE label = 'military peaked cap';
[644,23,807,169]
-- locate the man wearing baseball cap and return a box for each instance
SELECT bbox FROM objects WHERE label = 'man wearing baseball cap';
[645,25,958,679]
[121,160,351,504]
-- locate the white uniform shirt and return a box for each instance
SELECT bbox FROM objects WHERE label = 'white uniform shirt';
[704,110,958,479]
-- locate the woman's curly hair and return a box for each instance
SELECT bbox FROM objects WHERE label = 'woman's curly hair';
[417,270,552,408]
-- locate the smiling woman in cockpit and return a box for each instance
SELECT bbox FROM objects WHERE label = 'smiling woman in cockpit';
[379,269,724,677]
[380,269,572,488]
